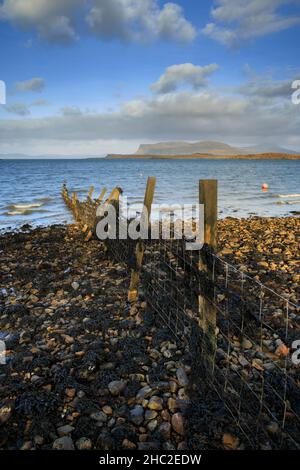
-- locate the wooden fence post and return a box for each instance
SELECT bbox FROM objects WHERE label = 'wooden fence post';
[93,187,123,245]
[199,179,218,376]
[128,177,156,303]
[72,192,79,221]
[97,187,107,203]
[88,185,95,200]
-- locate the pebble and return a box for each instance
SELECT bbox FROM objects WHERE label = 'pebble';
[266,422,279,435]
[76,437,93,450]
[34,435,44,446]
[102,405,113,415]
[176,368,189,387]
[222,433,240,450]
[122,439,136,449]
[148,396,163,411]
[167,398,177,411]
[71,281,80,290]
[108,380,127,396]
[130,405,144,426]
[0,404,12,424]
[145,410,157,421]
[136,386,153,402]
[158,422,171,439]
[57,425,75,436]
[169,381,178,393]
[171,413,184,435]
[91,411,107,423]
[242,339,253,349]
[53,436,75,450]
[147,419,158,432]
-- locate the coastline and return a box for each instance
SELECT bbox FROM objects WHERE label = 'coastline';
[106,152,300,160]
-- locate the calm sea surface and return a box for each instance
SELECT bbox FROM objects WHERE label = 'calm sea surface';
[0,158,299,230]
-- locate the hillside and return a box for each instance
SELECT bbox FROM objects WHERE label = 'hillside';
[135,141,297,156]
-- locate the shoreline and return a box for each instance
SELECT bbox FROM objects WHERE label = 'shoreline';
[1,213,299,235]
[106,152,300,160]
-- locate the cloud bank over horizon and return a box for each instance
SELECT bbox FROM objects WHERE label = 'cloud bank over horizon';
[0,63,299,155]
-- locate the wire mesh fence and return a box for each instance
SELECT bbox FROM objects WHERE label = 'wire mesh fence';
[61,181,300,449]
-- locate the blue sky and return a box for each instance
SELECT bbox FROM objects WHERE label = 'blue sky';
[0,0,299,156]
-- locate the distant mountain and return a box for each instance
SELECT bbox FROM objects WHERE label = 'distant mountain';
[135,141,297,156]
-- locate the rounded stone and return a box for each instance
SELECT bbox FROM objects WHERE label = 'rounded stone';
[108,380,127,396]
[148,396,163,411]
[53,436,75,450]
[76,437,93,450]
[171,413,184,436]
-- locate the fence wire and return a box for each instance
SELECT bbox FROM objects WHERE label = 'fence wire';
[62,184,300,449]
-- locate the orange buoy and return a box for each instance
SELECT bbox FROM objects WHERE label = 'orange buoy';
[262,183,269,191]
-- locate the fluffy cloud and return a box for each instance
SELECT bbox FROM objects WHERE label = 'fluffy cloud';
[0,0,196,44]
[203,0,300,46]
[151,63,219,94]
[0,0,81,43]
[0,85,299,152]
[1,65,299,153]
[86,0,196,42]
[15,77,45,92]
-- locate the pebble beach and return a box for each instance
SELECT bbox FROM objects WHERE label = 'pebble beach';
[0,216,299,450]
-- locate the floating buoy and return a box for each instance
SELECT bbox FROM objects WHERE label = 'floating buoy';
[262,183,269,191]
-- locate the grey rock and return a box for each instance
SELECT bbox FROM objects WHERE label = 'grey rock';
[136,386,153,402]
[130,405,144,426]
[176,368,189,387]
[138,442,159,450]
[57,425,75,436]
[91,411,107,423]
[108,380,127,396]
[147,419,158,432]
[53,436,75,450]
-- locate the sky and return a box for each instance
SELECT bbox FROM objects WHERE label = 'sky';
[0,0,300,156]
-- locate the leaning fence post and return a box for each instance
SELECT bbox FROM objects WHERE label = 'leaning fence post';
[72,192,79,221]
[88,185,95,200]
[199,179,218,377]
[97,187,107,203]
[128,177,156,303]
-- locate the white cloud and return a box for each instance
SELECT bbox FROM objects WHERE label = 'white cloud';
[151,63,219,94]
[0,85,299,153]
[0,0,196,44]
[86,0,196,42]
[15,77,45,92]
[203,0,300,46]
[0,0,82,43]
